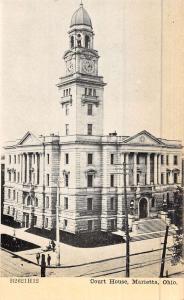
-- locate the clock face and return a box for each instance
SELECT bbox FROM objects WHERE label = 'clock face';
[67,61,74,74]
[82,59,95,74]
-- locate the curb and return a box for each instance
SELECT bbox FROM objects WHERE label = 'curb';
[1,246,168,269]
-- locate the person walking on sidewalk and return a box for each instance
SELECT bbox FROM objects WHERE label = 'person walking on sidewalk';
[47,254,51,266]
[36,252,40,265]
[51,240,56,252]
[41,254,46,277]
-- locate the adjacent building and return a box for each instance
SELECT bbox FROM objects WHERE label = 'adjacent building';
[3,4,183,237]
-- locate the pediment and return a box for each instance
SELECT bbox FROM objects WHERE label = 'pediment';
[17,132,41,146]
[123,131,165,146]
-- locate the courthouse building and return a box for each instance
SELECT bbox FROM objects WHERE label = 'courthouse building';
[3,4,183,236]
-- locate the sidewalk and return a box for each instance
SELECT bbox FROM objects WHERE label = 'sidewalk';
[0,224,174,268]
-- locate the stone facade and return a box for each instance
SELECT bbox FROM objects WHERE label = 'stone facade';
[3,4,183,236]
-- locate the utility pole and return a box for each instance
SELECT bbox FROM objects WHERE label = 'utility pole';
[159,225,169,277]
[123,161,130,278]
[56,179,60,266]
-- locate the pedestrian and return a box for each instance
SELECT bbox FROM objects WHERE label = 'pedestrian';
[51,240,56,252]
[47,254,51,266]
[41,254,46,277]
[36,252,40,265]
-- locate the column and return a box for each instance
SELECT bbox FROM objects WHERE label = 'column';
[133,152,137,186]
[125,153,129,187]
[23,154,26,183]
[163,154,167,185]
[158,154,161,184]
[35,153,38,185]
[27,153,30,183]
[146,153,151,185]
[154,153,158,184]
[117,152,124,230]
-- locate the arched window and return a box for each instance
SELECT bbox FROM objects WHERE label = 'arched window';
[77,34,82,47]
[27,196,31,206]
[70,36,74,48]
[85,35,90,48]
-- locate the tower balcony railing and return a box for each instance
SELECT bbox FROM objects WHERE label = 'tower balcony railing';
[81,94,99,106]
[60,94,72,106]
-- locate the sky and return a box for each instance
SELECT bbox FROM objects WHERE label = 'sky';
[1,0,184,148]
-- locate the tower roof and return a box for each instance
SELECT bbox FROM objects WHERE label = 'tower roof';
[70,3,92,28]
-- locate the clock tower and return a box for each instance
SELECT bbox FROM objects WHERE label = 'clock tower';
[57,3,106,136]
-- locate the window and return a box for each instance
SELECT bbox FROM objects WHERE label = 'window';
[166,155,169,165]
[65,174,69,187]
[17,172,20,183]
[33,216,37,226]
[65,124,69,136]
[111,219,116,231]
[65,104,69,115]
[18,155,20,164]
[161,155,164,164]
[110,197,115,210]
[87,198,93,210]
[85,88,88,95]
[14,172,16,182]
[87,124,93,135]
[87,153,93,165]
[27,196,31,206]
[45,218,48,228]
[166,173,169,184]
[8,172,11,182]
[137,173,140,184]
[65,153,69,164]
[70,36,74,48]
[69,88,71,95]
[14,155,16,164]
[111,154,114,165]
[45,196,49,208]
[64,219,68,228]
[8,189,11,199]
[35,198,38,207]
[63,90,65,97]
[47,154,50,164]
[46,174,50,186]
[87,174,93,187]
[7,206,10,214]
[13,190,15,200]
[137,155,140,164]
[174,155,178,165]
[88,220,93,231]
[9,155,11,164]
[93,89,96,96]
[87,104,93,116]
[161,173,164,184]
[64,197,68,209]
[88,88,92,96]
[110,174,114,187]
[66,89,68,96]
[174,173,178,184]
[151,198,155,208]
[85,35,90,48]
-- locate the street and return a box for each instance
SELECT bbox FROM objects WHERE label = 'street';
[1,248,183,278]
[0,250,40,277]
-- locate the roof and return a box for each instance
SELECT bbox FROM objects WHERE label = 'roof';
[70,4,92,28]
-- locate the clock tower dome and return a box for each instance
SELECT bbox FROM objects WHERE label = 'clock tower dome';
[57,3,106,136]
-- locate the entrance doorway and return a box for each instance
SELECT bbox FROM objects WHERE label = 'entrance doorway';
[139,198,148,219]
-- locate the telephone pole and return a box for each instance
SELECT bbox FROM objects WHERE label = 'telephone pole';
[123,161,130,277]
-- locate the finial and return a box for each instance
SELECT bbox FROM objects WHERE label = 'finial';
[80,0,83,6]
